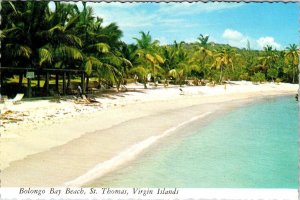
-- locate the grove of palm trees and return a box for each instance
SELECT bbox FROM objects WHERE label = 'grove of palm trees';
[1,1,299,98]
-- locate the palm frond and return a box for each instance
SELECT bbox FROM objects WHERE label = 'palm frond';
[130,66,148,76]
[49,24,65,35]
[84,56,103,75]
[154,53,164,64]
[39,48,52,66]
[56,46,83,60]
[169,69,178,78]
[65,34,82,47]
[6,44,32,59]
[93,43,110,53]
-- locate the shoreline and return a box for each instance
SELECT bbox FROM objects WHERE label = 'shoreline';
[85,94,293,187]
[67,112,212,187]
[86,95,298,188]
[0,81,298,186]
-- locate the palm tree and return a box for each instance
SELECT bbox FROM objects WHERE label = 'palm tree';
[161,45,177,86]
[167,41,198,86]
[133,31,155,50]
[73,3,128,92]
[169,63,197,86]
[118,42,138,78]
[197,34,209,47]
[257,45,279,79]
[212,47,237,83]
[192,34,213,80]
[3,1,299,98]
[133,31,164,87]
[284,44,299,83]
[41,2,85,94]
[1,1,51,87]
[129,65,151,89]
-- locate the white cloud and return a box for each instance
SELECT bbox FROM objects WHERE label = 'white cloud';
[222,29,244,41]
[221,29,282,50]
[256,37,281,49]
[222,29,249,48]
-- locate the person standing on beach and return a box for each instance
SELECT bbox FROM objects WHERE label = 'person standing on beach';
[77,85,83,98]
[134,74,138,84]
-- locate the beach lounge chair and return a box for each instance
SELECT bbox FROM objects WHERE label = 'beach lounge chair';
[9,93,24,104]
[74,95,92,104]
[83,95,100,104]
[81,95,91,104]
[74,95,101,106]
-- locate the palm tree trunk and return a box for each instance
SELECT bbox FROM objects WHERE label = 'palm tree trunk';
[116,81,120,92]
[0,71,3,93]
[219,66,223,84]
[164,79,168,88]
[179,77,183,87]
[37,73,41,89]
[81,72,85,93]
[292,65,295,83]
[27,78,32,98]
[85,75,89,94]
[35,72,40,96]
[19,73,23,88]
[45,72,49,96]
[55,74,59,92]
[153,65,157,87]
[62,72,66,95]
[67,72,71,92]
[98,76,101,89]
[143,76,147,89]
[201,56,206,72]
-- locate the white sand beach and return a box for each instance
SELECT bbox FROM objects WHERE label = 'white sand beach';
[0,81,298,186]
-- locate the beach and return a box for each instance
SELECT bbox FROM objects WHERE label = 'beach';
[0,81,298,187]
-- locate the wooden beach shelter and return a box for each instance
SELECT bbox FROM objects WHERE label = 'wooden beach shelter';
[0,67,87,98]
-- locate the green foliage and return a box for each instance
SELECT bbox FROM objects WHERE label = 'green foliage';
[0,0,298,97]
[267,68,278,81]
[239,72,250,81]
[284,44,299,83]
[38,48,52,66]
[275,78,282,83]
[251,72,266,83]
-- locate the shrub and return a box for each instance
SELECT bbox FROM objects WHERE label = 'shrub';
[239,72,249,81]
[275,78,282,83]
[251,72,265,83]
[267,68,278,81]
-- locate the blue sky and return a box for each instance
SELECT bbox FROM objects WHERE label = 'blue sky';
[65,2,299,50]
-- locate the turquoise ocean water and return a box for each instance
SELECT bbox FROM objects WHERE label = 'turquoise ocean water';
[89,96,298,188]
